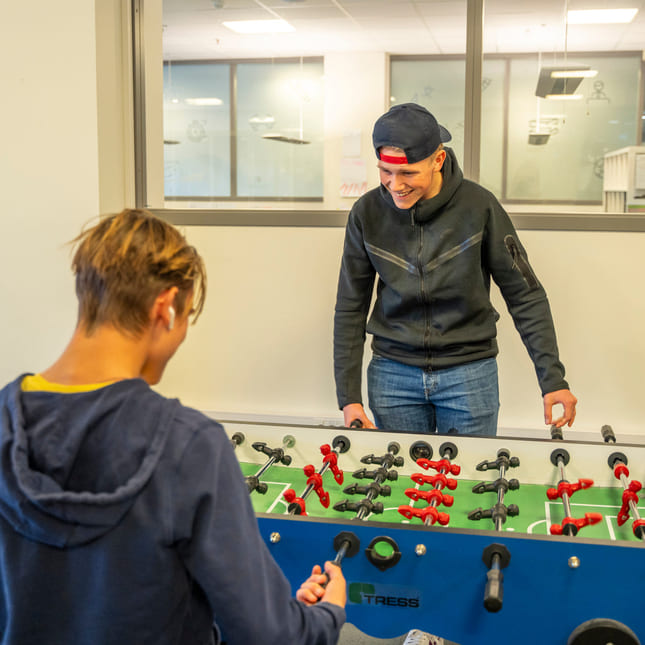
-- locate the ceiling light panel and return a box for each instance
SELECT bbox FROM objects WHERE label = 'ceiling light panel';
[550,69,597,79]
[567,9,638,24]
[545,94,584,100]
[222,19,295,34]
[535,66,588,97]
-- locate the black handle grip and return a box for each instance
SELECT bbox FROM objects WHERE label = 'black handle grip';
[601,425,616,443]
[483,567,504,613]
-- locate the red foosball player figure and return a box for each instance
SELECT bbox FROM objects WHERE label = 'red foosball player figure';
[617,480,642,526]
[320,444,344,484]
[283,488,307,515]
[303,464,330,508]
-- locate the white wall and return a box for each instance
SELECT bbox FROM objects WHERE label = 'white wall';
[158,225,345,419]
[158,224,645,440]
[493,230,645,438]
[0,1,100,384]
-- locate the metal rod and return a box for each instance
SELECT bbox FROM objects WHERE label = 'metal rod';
[555,456,574,534]
[494,460,508,532]
[333,540,350,566]
[253,456,278,479]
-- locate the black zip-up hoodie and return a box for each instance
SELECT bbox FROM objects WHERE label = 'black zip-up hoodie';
[334,148,568,409]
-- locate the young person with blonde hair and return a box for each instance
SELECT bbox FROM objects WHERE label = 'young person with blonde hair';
[0,208,345,645]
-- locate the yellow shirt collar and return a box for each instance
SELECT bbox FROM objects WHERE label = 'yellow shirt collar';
[21,373,117,393]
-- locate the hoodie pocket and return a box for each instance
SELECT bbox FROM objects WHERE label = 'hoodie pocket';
[504,235,539,289]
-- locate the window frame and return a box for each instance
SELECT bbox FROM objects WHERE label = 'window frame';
[132,0,645,232]
[163,56,325,203]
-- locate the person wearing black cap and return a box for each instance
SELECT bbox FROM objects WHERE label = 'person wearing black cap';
[333,103,577,436]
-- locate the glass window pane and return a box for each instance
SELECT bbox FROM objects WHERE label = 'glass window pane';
[390,58,466,165]
[236,60,324,199]
[482,0,645,207]
[159,0,468,211]
[505,53,641,203]
[163,62,231,198]
[480,58,506,198]
[156,0,645,215]
[389,56,506,196]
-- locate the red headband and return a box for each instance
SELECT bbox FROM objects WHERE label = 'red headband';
[379,152,409,164]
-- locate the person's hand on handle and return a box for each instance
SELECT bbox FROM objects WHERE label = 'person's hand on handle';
[342,403,376,429]
[296,562,346,608]
[544,389,578,428]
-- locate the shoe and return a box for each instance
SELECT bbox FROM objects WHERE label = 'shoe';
[402,630,444,645]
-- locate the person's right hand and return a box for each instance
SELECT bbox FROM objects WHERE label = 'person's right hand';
[342,403,376,429]
[543,389,578,428]
[296,562,346,608]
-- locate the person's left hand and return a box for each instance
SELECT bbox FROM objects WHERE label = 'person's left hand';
[543,389,578,428]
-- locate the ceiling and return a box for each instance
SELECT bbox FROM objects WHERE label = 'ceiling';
[162,0,645,60]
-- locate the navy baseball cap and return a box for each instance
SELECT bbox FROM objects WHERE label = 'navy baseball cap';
[373,103,452,164]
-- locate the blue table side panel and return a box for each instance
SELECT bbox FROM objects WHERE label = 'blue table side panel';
[258,514,645,645]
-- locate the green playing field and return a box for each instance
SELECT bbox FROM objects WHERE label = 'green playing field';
[239,461,645,543]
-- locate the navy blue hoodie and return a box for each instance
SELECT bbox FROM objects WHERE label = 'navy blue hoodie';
[0,376,344,645]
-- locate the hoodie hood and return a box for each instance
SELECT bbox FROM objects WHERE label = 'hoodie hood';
[0,376,179,547]
[378,146,464,224]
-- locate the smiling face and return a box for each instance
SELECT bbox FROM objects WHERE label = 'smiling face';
[377,146,446,210]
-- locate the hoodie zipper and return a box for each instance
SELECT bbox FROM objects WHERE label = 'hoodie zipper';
[411,205,432,372]
[504,235,539,289]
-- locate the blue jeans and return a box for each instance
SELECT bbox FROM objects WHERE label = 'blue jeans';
[367,355,499,436]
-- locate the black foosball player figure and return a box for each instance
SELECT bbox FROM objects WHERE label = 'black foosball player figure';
[0,208,347,645]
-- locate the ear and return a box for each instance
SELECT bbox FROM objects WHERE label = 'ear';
[152,287,179,330]
[433,149,447,169]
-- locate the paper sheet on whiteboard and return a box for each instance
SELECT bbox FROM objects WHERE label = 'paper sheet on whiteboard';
[340,158,368,197]
[342,130,362,157]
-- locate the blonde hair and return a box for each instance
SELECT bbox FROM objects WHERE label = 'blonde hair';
[71,208,206,335]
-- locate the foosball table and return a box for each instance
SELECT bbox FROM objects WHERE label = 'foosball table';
[223,419,645,645]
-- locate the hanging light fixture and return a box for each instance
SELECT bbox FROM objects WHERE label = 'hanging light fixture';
[535,66,596,98]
